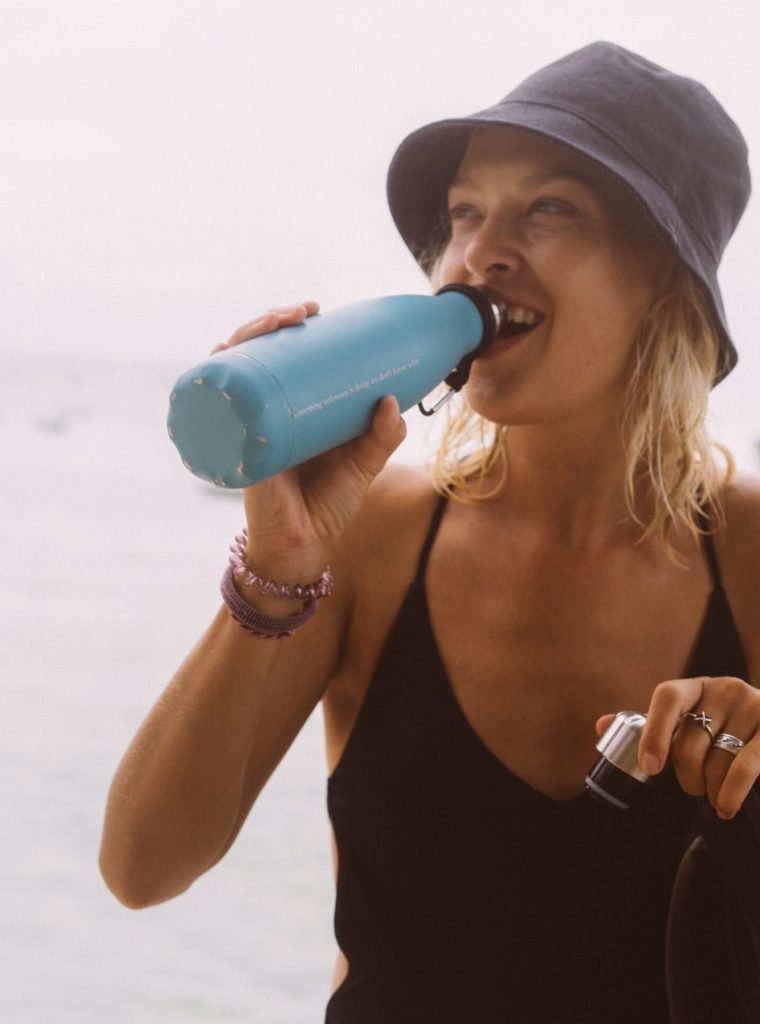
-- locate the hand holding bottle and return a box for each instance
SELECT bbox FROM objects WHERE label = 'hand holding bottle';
[216,302,408,595]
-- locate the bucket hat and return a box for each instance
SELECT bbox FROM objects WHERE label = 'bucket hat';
[387,41,751,381]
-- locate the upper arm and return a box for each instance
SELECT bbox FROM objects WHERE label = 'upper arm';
[718,473,760,685]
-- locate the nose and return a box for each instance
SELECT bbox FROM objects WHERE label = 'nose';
[463,213,525,282]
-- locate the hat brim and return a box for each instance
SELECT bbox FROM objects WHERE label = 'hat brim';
[386,103,736,382]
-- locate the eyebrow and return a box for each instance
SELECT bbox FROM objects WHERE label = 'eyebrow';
[524,169,601,190]
[449,168,601,192]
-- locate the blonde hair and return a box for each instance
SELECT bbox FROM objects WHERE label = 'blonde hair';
[429,261,734,549]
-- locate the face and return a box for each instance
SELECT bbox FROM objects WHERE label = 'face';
[436,127,671,430]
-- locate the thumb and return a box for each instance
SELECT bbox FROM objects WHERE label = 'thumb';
[372,395,407,447]
[350,396,407,479]
[595,714,616,737]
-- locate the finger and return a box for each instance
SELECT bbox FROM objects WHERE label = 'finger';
[716,744,760,820]
[212,313,279,352]
[713,728,760,819]
[345,396,407,483]
[667,676,760,809]
[701,715,745,808]
[638,677,708,776]
[669,707,730,797]
[297,300,320,317]
[212,302,320,353]
[263,300,320,325]
[595,714,616,737]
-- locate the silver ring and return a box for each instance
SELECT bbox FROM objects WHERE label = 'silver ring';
[683,710,715,742]
[712,732,745,756]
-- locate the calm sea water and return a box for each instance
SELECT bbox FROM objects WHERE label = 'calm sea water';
[1,353,342,1023]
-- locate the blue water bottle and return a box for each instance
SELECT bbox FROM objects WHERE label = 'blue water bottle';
[167,284,504,488]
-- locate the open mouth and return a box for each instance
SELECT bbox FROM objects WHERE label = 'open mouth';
[477,285,545,341]
[497,303,544,339]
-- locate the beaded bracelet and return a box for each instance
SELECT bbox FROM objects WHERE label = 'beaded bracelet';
[220,529,333,638]
[228,529,333,600]
[220,565,318,638]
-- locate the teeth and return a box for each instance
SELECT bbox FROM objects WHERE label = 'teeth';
[506,305,542,326]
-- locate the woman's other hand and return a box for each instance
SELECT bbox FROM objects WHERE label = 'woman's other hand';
[597,676,760,820]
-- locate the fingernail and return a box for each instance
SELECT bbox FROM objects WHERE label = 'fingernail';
[640,753,661,775]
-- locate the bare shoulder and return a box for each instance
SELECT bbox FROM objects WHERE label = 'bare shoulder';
[720,471,760,551]
[337,461,441,586]
[358,460,438,527]
[717,472,760,681]
[718,471,760,594]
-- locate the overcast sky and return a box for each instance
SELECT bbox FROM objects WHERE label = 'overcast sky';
[4,0,759,463]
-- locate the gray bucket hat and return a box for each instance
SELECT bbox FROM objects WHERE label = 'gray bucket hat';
[387,41,751,381]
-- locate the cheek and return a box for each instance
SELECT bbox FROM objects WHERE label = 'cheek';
[434,240,463,285]
[602,229,671,321]
[607,267,661,345]
[562,251,659,346]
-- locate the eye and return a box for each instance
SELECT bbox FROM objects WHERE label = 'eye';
[528,197,578,216]
[447,203,480,223]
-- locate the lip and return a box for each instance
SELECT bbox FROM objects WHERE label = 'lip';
[478,328,536,361]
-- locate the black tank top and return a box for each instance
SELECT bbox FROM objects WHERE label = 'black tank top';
[326,498,748,1023]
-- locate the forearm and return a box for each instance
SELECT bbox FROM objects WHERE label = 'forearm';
[99,601,334,908]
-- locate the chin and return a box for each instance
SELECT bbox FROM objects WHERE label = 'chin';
[464,369,526,423]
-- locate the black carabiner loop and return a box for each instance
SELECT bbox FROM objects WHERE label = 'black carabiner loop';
[416,284,506,418]
[417,388,457,417]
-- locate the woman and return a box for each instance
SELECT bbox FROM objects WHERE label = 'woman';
[101,43,760,1022]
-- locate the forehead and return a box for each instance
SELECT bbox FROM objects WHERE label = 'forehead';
[454,126,617,192]
[452,125,665,245]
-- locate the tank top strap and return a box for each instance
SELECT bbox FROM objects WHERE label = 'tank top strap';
[702,532,724,589]
[697,505,723,589]
[413,493,448,584]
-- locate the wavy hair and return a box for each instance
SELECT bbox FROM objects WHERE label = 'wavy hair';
[428,260,734,551]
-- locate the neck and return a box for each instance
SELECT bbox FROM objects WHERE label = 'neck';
[488,422,650,550]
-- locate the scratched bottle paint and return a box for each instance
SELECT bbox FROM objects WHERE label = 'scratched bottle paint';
[167,284,505,488]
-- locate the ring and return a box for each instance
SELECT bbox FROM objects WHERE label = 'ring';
[712,733,745,756]
[683,710,715,742]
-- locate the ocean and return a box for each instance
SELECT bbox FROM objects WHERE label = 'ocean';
[1,353,340,1023]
